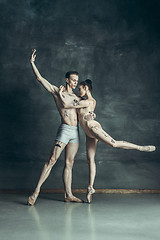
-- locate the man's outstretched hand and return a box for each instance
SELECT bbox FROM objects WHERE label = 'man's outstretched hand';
[30,49,36,63]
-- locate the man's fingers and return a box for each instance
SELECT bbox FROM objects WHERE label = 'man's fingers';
[60,85,65,90]
[32,49,36,54]
[59,85,63,91]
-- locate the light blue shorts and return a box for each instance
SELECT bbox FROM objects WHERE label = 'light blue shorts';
[55,124,80,144]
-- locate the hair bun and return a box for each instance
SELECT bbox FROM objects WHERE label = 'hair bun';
[80,79,93,92]
[85,79,92,85]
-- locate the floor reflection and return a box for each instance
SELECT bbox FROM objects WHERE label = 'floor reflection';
[28,206,48,240]
[64,202,97,239]
[28,200,97,239]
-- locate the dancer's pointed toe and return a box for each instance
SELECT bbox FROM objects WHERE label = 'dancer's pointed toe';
[27,191,39,206]
[139,145,156,152]
[86,187,95,203]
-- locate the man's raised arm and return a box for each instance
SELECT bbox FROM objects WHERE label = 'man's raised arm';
[30,49,58,94]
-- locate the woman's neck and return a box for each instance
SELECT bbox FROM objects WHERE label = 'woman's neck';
[85,91,92,99]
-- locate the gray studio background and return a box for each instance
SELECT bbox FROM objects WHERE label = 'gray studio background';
[0,0,160,190]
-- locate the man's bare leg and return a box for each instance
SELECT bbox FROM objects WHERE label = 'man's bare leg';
[63,142,83,203]
[28,141,66,205]
[88,122,156,151]
[86,136,98,203]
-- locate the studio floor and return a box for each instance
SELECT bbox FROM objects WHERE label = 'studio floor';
[0,192,160,240]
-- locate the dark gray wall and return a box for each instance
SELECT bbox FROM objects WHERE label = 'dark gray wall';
[0,0,160,189]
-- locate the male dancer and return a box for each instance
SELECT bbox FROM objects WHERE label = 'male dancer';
[28,49,83,205]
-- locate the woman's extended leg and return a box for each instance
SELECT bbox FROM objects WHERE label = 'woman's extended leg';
[87,121,155,152]
[86,135,98,203]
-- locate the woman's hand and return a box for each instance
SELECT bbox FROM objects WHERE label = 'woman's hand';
[84,112,96,121]
[30,49,36,63]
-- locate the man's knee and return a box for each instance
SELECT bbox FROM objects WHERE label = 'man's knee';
[65,158,74,168]
[48,155,57,167]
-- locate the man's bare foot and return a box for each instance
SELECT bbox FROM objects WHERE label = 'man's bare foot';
[64,195,83,203]
[86,186,95,203]
[139,146,156,152]
[27,191,39,206]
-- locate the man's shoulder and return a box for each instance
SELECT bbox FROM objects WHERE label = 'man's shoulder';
[65,92,80,99]
[52,85,59,92]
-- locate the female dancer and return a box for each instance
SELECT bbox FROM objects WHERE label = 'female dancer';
[59,79,156,203]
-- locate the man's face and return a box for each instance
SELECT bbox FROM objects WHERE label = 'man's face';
[66,74,78,89]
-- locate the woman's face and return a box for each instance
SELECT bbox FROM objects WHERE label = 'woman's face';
[78,85,86,97]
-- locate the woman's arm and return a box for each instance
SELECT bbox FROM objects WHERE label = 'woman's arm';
[59,85,90,109]
[30,49,58,94]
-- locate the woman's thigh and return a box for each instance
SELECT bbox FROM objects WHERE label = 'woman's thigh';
[87,120,116,145]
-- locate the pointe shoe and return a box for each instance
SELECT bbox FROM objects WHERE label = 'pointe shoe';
[86,186,95,203]
[64,195,83,203]
[27,191,39,206]
[139,146,156,152]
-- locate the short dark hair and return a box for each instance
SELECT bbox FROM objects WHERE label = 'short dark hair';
[65,71,79,79]
[80,79,93,92]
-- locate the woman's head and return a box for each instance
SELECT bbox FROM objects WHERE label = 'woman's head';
[79,79,92,97]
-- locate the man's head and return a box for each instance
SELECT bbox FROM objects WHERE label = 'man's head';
[65,71,79,89]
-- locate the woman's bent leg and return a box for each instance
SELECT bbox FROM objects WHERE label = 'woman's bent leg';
[87,121,155,152]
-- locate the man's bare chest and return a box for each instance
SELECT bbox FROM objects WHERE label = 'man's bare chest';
[61,92,79,103]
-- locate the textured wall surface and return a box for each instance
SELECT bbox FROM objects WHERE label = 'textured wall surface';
[0,0,160,189]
